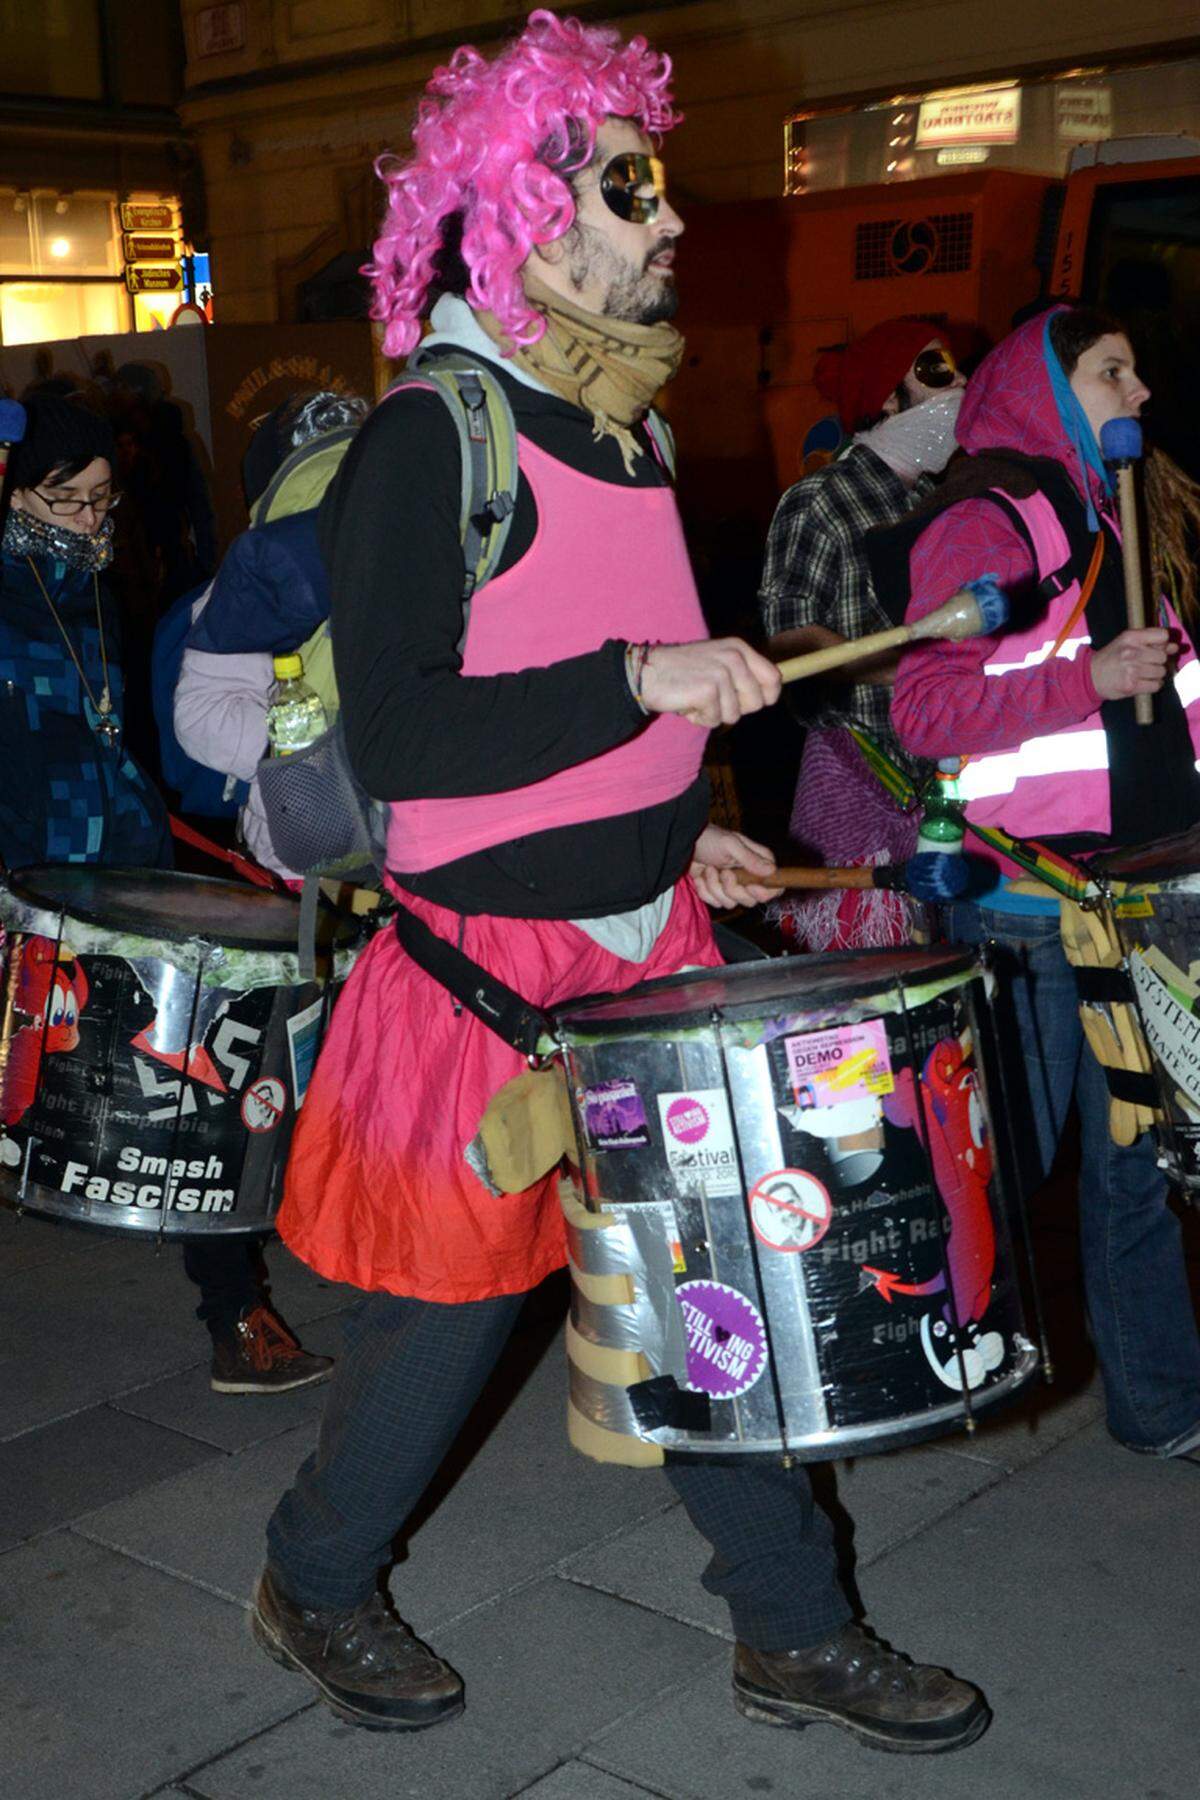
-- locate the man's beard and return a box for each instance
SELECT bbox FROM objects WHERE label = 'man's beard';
[566,224,679,325]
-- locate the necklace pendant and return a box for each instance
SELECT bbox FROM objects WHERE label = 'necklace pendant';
[84,692,121,749]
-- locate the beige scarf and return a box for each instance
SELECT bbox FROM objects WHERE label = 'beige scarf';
[476,268,683,473]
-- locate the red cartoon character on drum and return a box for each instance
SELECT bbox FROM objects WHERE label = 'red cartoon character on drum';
[2,937,89,1128]
[865,1033,1003,1391]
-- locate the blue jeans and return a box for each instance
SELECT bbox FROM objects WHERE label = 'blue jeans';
[946,901,1200,1450]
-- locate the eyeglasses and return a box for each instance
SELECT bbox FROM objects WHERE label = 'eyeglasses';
[33,487,122,517]
[599,152,667,224]
[912,347,958,390]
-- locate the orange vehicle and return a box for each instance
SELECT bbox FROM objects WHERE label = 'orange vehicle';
[670,134,1200,562]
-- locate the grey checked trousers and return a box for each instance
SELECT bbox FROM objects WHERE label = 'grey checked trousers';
[266,1289,852,1650]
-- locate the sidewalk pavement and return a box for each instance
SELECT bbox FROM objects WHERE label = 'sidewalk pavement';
[2,1189,1198,1800]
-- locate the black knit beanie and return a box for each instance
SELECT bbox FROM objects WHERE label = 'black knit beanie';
[9,395,116,490]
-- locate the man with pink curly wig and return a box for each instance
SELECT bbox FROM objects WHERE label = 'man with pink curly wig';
[251,9,987,1758]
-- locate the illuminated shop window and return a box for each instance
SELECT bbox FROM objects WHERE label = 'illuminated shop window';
[0,188,128,344]
[0,280,126,346]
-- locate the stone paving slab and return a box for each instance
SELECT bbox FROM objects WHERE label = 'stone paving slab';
[185,1577,722,1800]
[2,1236,204,1439]
[0,1532,307,1800]
[0,1203,109,1274]
[0,1402,224,1553]
[935,1379,1103,1475]
[584,1421,1200,1800]
[111,1312,344,1454]
[559,1436,1003,1641]
[1,1232,356,1442]
[75,1423,327,1605]
[77,1332,672,1629]
[516,1762,666,1797]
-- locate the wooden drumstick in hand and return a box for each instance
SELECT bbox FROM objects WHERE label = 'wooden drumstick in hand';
[730,854,972,900]
[1100,417,1153,727]
[776,578,1009,685]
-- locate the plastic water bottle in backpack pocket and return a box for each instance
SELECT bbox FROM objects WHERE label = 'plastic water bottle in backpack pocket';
[256,715,388,883]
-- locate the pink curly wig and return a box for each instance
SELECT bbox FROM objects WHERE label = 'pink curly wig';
[367,9,681,358]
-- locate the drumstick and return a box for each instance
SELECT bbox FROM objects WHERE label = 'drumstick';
[730,854,971,899]
[1099,417,1153,727]
[775,578,1009,685]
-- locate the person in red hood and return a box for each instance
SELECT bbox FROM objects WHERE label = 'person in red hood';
[759,318,965,950]
[890,305,1200,1460]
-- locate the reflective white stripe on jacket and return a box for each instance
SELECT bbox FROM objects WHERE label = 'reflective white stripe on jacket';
[955,491,1200,838]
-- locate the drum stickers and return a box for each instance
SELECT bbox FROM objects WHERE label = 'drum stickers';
[560,961,1034,1457]
[0,930,306,1231]
[767,995,1020,1423]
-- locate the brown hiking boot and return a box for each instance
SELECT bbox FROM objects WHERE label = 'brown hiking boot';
[734,1623,990,1754]
[210,1305,333,1395]
[251,1570,464,1731]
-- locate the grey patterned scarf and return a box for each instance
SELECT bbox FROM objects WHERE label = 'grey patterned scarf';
[2,505,115,572]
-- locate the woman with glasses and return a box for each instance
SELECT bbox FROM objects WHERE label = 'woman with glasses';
[1,393,170,868]
[0,393,333,1396]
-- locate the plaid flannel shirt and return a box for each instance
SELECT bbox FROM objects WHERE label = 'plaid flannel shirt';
[758,444,933,744]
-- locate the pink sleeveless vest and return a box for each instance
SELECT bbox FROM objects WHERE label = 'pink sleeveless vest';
[957,490,1200,838]
[386,434,709,873]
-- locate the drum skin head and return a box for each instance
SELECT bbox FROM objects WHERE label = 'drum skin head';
[557,945,977,1037]
[6,867,356,952]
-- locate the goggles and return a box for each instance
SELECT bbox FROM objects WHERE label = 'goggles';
[912,345,958,390]
[600,152,667,225]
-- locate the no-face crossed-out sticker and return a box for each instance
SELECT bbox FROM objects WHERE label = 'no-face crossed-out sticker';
[748,1168,833,1253]
[240,1076,286,1134]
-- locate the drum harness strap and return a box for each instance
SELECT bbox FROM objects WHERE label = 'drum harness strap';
[390,897,555,1062]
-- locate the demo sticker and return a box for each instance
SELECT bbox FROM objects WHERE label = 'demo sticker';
[676,1279,767,1399]
[749,1169,833,1253]
[785,1018,894,1108]
[240,1076,286,1134]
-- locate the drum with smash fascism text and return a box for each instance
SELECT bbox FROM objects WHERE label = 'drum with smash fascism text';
[554,947,1037,1465]
[0,868,359,1236]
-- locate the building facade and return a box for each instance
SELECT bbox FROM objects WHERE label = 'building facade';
[177,0,1200,329]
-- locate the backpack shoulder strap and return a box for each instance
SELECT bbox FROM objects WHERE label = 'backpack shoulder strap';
[250,427,358,526]
[393,353,519,602]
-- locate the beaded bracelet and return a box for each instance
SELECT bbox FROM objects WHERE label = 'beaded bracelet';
[625,640,651,714]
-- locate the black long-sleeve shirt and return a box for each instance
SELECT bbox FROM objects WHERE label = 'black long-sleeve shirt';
[319,349,709,918]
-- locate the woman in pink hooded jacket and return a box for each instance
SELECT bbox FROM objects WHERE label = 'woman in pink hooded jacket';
[891,305,1200,1462]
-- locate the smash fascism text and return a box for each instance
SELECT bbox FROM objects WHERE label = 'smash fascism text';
[59,1146,234,1213]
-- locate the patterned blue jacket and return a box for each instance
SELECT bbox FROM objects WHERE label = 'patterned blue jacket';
[0,546,171,869]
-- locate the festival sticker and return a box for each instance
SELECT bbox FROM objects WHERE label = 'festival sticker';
[784,1018,894,1110]
[749,1168,833,1253]
[583,1078,650,1150]
[675,1279,768,1399]
[656,1087,740,1198]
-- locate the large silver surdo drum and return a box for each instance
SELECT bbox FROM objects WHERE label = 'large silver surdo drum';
[555,947,1038,1464]
[0,868,358,1236]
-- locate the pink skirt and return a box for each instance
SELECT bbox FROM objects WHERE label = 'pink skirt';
[277,880,722,1301]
